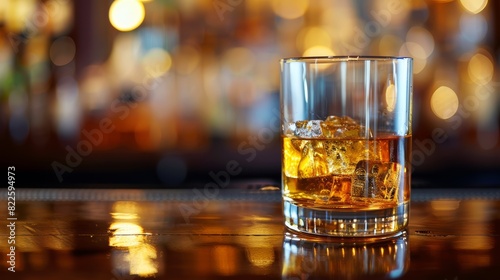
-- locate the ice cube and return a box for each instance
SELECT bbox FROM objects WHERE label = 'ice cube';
[379,162,402,200]
[298,141,329,178]
[325,115,358,126]
[323,139,382,175]
[321,115,372,138]
[330,174,351,202]
[351,160,402,201]
[295,120,323,138]
[284,122,297,136]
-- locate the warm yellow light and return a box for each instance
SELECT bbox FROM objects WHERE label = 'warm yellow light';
[5,0,36,32]
[303,45,335,57]
[460,0,487,14]
[142,48,172,77]
[129,244,158,277]
[405,42,426,59]
[46,0,74,35]
[299,27,331,52]
[406,26,435,58]
[109,0,145,32]
[271,0,309,20]
[385,84,396,112]
[109,222,144,247]
[0,1,5,23]
[468,53,493,85]
[399,43,427,74]
[430,86,459,120]
[377,34,403,55]
[246,247,275,268]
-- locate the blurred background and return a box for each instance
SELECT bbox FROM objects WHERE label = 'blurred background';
[1,0,499,187]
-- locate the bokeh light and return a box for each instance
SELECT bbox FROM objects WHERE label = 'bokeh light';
[4,0,36,32]
[142,48,172,78]
[460,13,488,44]
[271,0,309,20]
[467,52,494,85]
[46,0,74,35]
[174,45,201,75]
[49,36,76,66]
[376,34,403,55]
[302,46,335,57]
[430,86,459,120]
[297,27,331,53]
[459,0,487,14]
[399,43,427,74]
[223,47,256,75]
[109,0,145,32]
[406,26,435,58]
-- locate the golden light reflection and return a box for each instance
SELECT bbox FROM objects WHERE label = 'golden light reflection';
[129,244,158,276]
[431,200,460,211]
[112,201,139,219]
[430,86,459,120]
[453,201,494,252]
[245,246,275,268]
[282,232,409,279]
[385,84,396,112]
[213,245,239,276]
[109,222,145,247]
[459,0,488,14]
[467,53,494,85]
[109,0,145,32]
[271,0,309,20]
[109,201,158,278]
[454,236,494,251]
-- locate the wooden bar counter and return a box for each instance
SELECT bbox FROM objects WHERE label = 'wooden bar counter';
[1,186,500,279]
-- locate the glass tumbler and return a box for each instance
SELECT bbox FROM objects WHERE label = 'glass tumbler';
[280,56,413,237]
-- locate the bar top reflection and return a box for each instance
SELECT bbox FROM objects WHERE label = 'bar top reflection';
[1,188,500,279]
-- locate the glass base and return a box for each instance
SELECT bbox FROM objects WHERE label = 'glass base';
[283,200,409,237]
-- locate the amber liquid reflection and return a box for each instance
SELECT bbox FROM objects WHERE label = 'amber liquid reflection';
[282,231,409,279]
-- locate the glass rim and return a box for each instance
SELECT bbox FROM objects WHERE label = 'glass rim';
[281,55,413,63]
